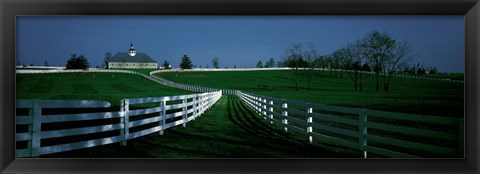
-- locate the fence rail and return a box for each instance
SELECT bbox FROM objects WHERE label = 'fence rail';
[238,91,464,158]
[16,91,222,157]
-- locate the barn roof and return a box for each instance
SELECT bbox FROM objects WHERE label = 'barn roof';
[109,53,157,63]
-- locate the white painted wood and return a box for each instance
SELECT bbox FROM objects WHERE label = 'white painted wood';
[31,100,41,157]
[282,100,288,132]
[42,124,124,139]
[269,100,274,124]
[307,105,313,143]
[41,111,122,123]
[120,99,129,146]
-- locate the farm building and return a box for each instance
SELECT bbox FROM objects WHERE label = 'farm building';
[107,43,158,69]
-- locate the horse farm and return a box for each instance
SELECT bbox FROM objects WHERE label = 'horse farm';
[15,68,464,158]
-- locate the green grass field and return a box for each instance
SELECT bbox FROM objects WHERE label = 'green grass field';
[16,73,193,107]
[15,70,463,158]
[156,70,464,118]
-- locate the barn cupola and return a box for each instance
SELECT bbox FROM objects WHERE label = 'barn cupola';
[128,43,136,56]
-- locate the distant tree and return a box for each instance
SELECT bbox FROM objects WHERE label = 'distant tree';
[103,52,112,69]
[417,65,426,74]
[331,48,350,78]
[179,55,193,69]
[66,54,89,69]
[303,43,319,91]
[265,58,275,68]
[313,55,327,69]
[256,60,263,68]
[382,40,413,91]
[344,40,365,91]
[162,60,171,69]
[277,60,284,67]
[361,31,396,91]
[233,65,237,69]
[44,60,49,67]
[282,44,303,91]
[212,57,220,69]
[206,64,209,69]
[361,62,371,72]
[428,67,438,74]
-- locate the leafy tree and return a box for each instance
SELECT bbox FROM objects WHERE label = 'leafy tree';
[66,54,89,69]
[265,58,275,68]
[417,65,426,74]
[180,55,193,69]
[277,60,284,67]
[331,48,350,78]
[361,62,371,72]
[212,57,220,69]
[233,65,237,69]
[313,55,328,69]
[103,52,112,69]
[428,67,438,74]
[256,60,263,68]
[44,60,49,67]
[162,60,171,69]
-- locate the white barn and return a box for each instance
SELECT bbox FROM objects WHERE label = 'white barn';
[108,43,158,69]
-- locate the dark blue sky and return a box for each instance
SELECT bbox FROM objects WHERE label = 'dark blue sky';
[17,16,464,72]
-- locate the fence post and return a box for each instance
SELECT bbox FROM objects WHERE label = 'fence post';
[31,100,42,157]
[262,98,267,120]
[120,99,129,146]
[282,99,288,132]
[183,99,187,127]
[306,104,313,143]
[269,100,274,124]
[159,100,166,135]
[193,96,197,120]
[359,109,367,158]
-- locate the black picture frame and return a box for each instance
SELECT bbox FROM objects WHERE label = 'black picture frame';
[1,0,479,173]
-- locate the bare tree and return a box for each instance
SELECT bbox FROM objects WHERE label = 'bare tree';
[345,40,365,91]
[282,44,303,91]
[303,43,319,91]
[361,31,396,91]
[382,40,413,91]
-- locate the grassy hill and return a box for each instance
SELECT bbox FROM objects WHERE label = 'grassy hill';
[156,70,464,117]
[16,72,193,107]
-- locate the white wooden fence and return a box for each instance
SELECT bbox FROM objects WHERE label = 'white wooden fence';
[16,91,222,157]
[237,91,464,158]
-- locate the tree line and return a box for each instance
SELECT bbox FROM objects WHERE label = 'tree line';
[279,30,423,92]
